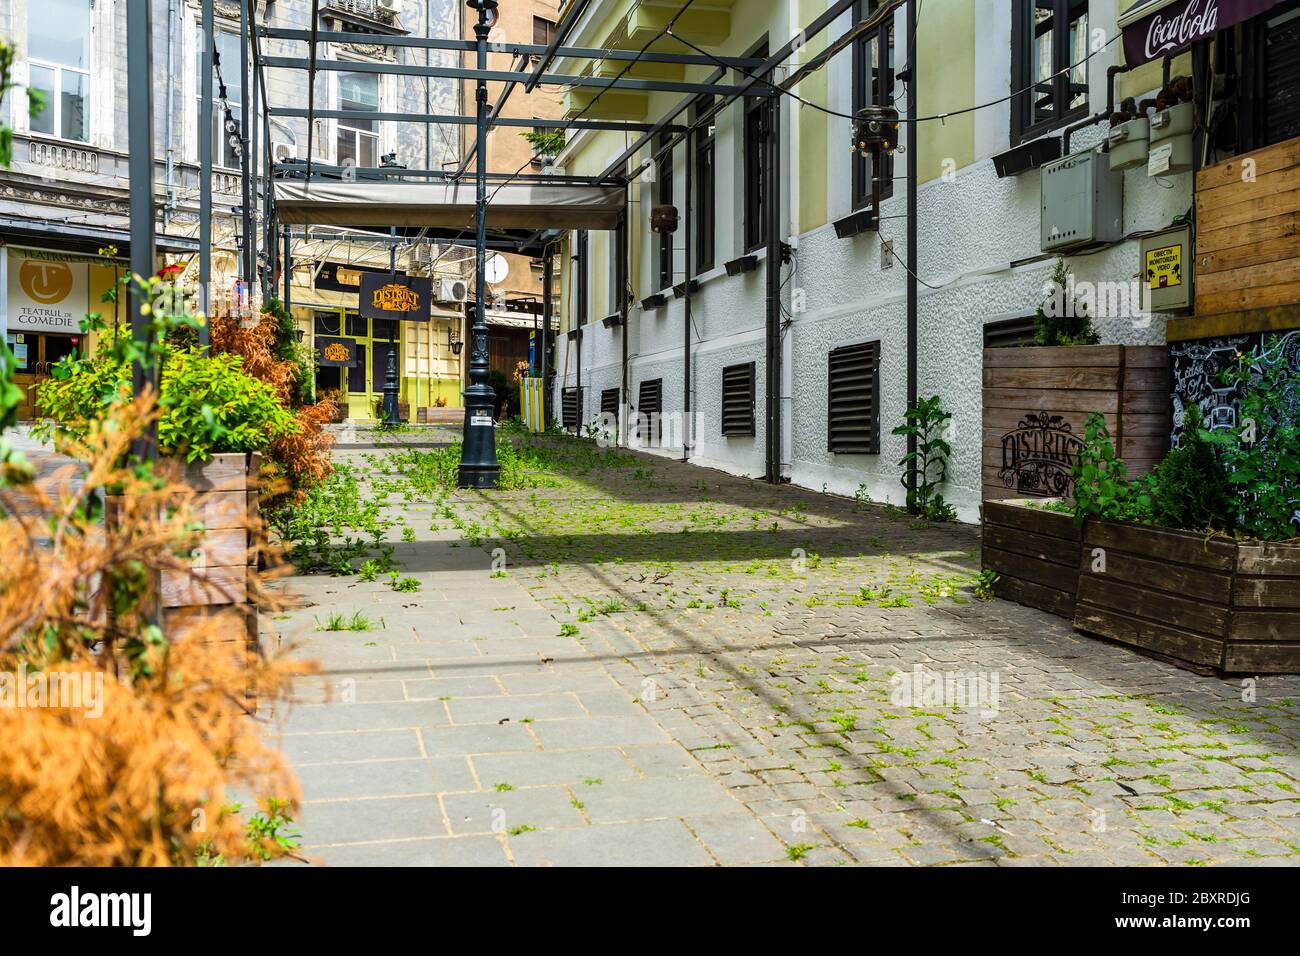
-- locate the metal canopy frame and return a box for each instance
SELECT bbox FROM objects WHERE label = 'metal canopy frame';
[166,0,913,490]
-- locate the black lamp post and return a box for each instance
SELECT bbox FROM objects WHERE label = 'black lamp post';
[382,225,402,427]
[458,0,500,488]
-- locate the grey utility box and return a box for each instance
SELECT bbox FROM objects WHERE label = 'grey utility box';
[1041,145,1124,252]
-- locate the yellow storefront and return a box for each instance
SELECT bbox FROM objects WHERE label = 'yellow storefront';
[1,245,123,420]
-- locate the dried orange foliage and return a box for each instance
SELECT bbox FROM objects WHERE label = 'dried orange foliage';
[209,315,336,504]
[0,394,317,866]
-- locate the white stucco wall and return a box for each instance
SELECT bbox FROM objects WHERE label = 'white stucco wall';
[553,0,1193,522]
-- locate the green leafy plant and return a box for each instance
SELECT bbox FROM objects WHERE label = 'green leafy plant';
[521,128,564,157]
[38,348,297,463]
[892,395,956,521]
[315,610,376,632]
[1201,344,1300,540]
[1146,404,1233,533]
[971,569,999,602]
[1071,412,1154,526]
[1034,257,1100,347]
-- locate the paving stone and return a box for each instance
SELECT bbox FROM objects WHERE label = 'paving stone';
[296,757,475,800]
[440,786,587,835]
[310,836,511,867]
[506,819,715,867]
[470,748,639,788]
[281,729,425,765]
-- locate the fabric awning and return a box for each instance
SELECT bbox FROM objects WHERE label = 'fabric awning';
[1119,0,1283,66]
[274,180,626,231]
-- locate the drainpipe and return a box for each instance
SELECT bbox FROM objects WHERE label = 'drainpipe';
[620,185,629,447]
[683,137,691,462]
[1063,64,1129,154]
[905,0,918,511]
[764,93,782,483]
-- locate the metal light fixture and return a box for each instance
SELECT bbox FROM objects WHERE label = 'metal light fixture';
[447,325,463,357]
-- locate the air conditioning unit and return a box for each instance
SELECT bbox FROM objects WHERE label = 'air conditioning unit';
[1040,145,1123,253]
[439,277,469,303]
[407,241,432,276]
[271,140,296,164]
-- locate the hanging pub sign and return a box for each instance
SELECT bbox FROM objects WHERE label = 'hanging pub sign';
[358,272,432,323]
[315,336,358,367]
[1119,0,1283,67]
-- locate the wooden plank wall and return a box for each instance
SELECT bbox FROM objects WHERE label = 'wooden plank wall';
[983,345,1169,501]
[1227,542,1300,673]
[1196,138,1300,317]
[981,499,1081,618]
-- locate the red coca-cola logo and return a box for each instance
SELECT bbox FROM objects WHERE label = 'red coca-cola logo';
[1145,0,1220,59]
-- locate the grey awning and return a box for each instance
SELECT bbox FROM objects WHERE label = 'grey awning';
[274,180,626,231]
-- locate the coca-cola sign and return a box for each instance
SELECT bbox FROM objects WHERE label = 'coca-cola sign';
[1121,0,1281,66]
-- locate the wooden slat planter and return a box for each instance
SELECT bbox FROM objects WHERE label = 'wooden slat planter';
[982,345,1170,502]
[109,452,259,649]
[1073,521,1300,675]
[981,498,1081,618]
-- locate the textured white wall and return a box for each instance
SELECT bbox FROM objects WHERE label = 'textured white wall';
[554,0,1192,522]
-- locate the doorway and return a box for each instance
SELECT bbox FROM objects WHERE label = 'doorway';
[6,331,81,420]
[312,309,400,419]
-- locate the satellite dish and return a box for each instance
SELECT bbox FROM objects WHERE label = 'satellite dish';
[483,253,509,285]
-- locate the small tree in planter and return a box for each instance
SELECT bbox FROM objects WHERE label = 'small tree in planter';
[1034,257,1101,346]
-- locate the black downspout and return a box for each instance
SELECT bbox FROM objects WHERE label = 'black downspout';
[764,95,782,483]
[905,0,918,512]
[620,186,630,446]
[239,0,253,288]
[683,136,692,462]
[127,0,156,462]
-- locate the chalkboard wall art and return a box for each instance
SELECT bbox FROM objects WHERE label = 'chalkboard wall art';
[1169,328,1300,447]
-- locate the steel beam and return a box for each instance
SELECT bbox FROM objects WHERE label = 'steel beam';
[127,0,156,459]
[261,56,776,96]
[267,106,680,133]
[524,0,589,92]
[199,0,213,344]
[257,27,765,68]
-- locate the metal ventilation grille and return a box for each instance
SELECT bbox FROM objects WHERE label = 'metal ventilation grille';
[600,387,620,417]
[983,315,1037,349]
[637,378,662,445]
[721,362,755,437]
[827,340,881,454]
[562,386,582,429]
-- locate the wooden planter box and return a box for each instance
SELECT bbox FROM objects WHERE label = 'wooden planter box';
[1074,520,1300,675]
[110,452,259,648]
[982,345,1169,502]
[981,498,1081,618]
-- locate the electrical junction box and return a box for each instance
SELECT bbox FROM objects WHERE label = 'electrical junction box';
[1108,116,1149,172]
[1139,225,1193,312]
[1041,145,1124,253]
[1148,101,1194,178]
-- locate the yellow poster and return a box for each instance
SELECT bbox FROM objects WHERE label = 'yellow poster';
[1145,242,1183,290]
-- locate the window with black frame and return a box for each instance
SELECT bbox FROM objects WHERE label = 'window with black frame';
[851,1,895,210]
[743,42,770,253]
[1010,0,1089,145]
[655,134,674,289]
[692,95,716,272]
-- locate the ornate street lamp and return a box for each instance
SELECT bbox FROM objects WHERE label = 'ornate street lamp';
[458,0,501,488]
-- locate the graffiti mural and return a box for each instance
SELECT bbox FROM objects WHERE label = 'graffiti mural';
[1169,328,1300,447]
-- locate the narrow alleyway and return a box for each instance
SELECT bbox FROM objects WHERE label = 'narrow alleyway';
[273,427,1300,866]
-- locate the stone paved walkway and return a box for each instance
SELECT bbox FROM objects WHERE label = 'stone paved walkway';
[271,427,1300,866]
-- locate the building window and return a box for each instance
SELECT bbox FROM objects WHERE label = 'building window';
[28,0,91,142]
[1011,0,1088,145]
[851,1,895,210]
[743,43,770,253]
[196,26,243,168]
[655,133,674,289]
[827,340,881,454]
[692,95,716,272]
[533,16,557,47]
[337,71,379,168]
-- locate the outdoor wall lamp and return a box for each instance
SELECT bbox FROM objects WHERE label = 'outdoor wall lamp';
[447,326,463,357]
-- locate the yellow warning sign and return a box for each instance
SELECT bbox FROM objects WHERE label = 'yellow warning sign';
[1145,242,1183,290]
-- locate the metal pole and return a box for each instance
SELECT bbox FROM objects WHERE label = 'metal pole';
[240,0,254,289]
[905,0,919,512]
[283,225,292,310]
[127,0,156,459]
[199,0,213,344]
[682,137,691,463]
[541,246,552,428]
[383,227,401,426]
[457,0,500,488]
